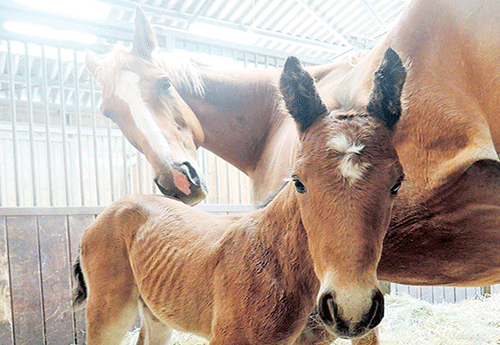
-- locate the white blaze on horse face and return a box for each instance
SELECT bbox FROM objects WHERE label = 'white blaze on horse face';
[115,71,173,166]
[328,133,368,183]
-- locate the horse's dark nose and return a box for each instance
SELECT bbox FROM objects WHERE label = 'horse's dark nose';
[318,289,384,337]
[318,292,337,326]
[178,161,201,187]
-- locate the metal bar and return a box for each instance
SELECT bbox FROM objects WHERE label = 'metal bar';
[107,118,115,201]
[3,217,17,343]
[41,46,54,206]
[34,216,48,344]
[0,204,254,216]
[358,0,387,31]
[186,0,217,28]
[25,42,38,206]
[137,151,143,193]
[215,156,220,204]
[238,171,243,204]
[202,149,209,204]
[7,40,21,206]
[58,47,70,206]
[226,162,231,204]
[74,50,85,205]
[289,0,352,48]
[122,136,129,195]
[90,77,100,205]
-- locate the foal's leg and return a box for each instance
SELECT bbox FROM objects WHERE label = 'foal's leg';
[82,228,139,345]
[85,290,139,345]
[137,300,172,345]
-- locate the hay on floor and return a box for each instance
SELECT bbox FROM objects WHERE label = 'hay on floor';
[120,293,500,345]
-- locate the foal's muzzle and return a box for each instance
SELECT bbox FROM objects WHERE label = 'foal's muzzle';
[318,289,384,338]
[155,161,208,205]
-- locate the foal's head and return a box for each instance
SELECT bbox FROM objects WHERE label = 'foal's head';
[85,7,207,205]
[280,48,405,338]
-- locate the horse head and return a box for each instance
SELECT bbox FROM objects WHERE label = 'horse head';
[279,48,405,338]
[84,7,207,205]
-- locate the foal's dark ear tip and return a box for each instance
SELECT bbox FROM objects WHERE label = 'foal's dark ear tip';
[383,47,404,69]
[284,56,301,72]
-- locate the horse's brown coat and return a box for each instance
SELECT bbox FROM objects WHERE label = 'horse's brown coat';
[76,55,405,345]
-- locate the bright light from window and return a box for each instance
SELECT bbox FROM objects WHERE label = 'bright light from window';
[14,0,110,20]
[189,22,257,46]
[5,22,99,45]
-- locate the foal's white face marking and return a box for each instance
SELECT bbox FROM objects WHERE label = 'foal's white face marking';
[115,71,173,164]
[328,133,368,183]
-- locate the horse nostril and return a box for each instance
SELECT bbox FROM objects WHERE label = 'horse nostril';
[180,161,201,187]
[318,293,336,325]
[364,289,384,329]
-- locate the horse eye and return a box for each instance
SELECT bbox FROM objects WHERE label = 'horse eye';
[156,77,172,95]
[390,180,402,196]
[292,177,306,194]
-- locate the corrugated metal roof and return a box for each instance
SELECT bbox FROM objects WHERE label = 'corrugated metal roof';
[116,0,410,61]
[1,0,410,63]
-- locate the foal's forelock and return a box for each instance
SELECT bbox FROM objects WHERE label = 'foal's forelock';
[328,133,369,184]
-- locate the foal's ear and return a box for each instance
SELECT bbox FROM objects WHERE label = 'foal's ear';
[85,49,102,80]
[367,47,406,130]
[133,6,159,60]
[280,56,328,133]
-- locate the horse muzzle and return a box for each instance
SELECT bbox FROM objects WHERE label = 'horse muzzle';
[317,289,384,339]
[155,161,208,205]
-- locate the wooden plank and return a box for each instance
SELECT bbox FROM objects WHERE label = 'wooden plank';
[6,215,44,344]
[0,216,13,345]
[38,215,74,345]
[68,214,95,344]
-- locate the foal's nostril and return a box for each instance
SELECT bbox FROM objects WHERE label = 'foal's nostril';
[363,289,384,329]
[180,161,201,187]
[318,293,336,325]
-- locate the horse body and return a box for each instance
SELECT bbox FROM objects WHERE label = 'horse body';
[86,0,500,287]
[81,191,317,344]
[342,0,500,285]
[177,58,363,202]
[76,53,406,345]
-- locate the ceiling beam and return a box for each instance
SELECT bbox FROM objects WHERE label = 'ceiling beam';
[289,0,353,49]
[358,0,387,31]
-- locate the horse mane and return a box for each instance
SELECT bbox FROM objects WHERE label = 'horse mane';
[92,46,206,98]
[153,50,206,98]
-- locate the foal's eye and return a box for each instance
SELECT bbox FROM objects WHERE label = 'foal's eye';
[292,177,306,194]
[156,77,172,95]
[389,180,403,196]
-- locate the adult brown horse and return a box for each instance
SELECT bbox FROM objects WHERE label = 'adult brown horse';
[86,1,500,289]
[85,6,361,205]
[73,53,406,345]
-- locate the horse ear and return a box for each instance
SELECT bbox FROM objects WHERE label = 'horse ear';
[85,49,102,80]
[279,56,328,133]
[367,47,406,130]
[133,6,159,60]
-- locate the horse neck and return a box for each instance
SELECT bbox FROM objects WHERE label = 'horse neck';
[249,182,317,288]
[177,68,286,175]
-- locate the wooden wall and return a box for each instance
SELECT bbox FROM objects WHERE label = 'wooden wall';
[0,205,252,345]
[0,212,94,345]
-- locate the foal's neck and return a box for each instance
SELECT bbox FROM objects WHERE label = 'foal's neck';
[251,182,316,283]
